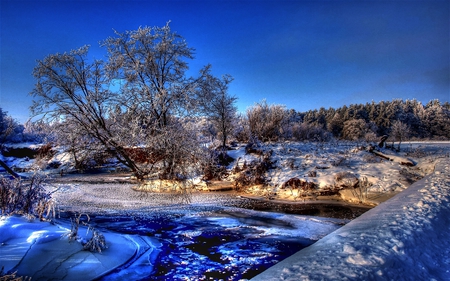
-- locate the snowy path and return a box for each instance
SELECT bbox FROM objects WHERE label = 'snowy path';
[252,158,450,281]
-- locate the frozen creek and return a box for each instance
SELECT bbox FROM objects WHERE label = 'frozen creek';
[1,176,368,281]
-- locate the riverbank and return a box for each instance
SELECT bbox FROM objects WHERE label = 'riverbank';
[251,157,450,280]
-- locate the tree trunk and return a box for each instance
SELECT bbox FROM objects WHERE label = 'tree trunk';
[0,159,20,179]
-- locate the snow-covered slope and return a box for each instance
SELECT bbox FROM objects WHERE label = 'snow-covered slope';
[251,158,450,280]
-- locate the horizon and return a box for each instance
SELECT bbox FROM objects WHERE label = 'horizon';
[1,0,449,124]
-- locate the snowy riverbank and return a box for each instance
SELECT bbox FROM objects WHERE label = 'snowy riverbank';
[0,216,142,280]
[251,157,450,280]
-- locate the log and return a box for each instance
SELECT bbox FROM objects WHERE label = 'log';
[371,150,415,166]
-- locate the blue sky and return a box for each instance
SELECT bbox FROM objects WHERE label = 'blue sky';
[1,0,449,123]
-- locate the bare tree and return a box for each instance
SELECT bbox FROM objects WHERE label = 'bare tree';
[101,23,216,180]
[198,72,237,148]
[30,46,146,178]
[0,108,21,178]
[31,23,221,181]
[391,120,410,151]
[102,22,205,128]
[0,108,19,148]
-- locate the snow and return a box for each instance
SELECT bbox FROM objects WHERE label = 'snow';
[227,141,450,205]
[0,216,143,280]
[251,157,450,280]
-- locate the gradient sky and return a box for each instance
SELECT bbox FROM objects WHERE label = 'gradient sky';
[1,0,449,123]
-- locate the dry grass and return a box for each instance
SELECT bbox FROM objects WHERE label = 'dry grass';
[350,176,371,204]
[0,267,31,281]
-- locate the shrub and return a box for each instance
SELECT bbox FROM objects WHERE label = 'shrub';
[291,123,332,142]
[201,149,231,181]
[233,150,274,190]
[245,137,263,155]
[63,213,107,253]
[83,227,107,253]
[334,171,359,189]
[247,100,288,142]
[351,176,372,204]
[280,177,317,201]
[36,143,55,160]
[0,174,54,220]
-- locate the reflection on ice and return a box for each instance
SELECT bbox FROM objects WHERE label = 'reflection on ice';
[95,206,346,280]
[1,204,350,280]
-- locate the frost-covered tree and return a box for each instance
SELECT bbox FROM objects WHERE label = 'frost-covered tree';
[198,72,237,148]
[30,45,148,178]
[247,100,287,142]
[342,119,367,140]
[31,23,226,180]
[390,120,410,151]
[0,108,21,146]
[234,113,251,143]
[0,108,22,178]
[102,22,207,128]
[424,100,450,139]
[101,23,222,179]
[327,112,344,138]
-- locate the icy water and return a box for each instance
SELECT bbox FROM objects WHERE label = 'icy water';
[58,199,369,281]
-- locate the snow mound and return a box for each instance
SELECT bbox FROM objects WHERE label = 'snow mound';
[0,216,141,281]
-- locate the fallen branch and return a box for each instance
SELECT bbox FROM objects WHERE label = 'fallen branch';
[370,150,415,166]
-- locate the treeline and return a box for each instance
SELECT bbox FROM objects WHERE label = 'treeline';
[241,99,450,143]
[300,99,450,139]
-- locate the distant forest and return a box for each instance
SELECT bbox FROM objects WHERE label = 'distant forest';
[289,99,450,140]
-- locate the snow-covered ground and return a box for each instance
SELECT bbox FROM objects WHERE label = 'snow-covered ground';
[251,157,450,280]
[2,141,448,206]
[0,216,144,281]
[227,141,449,205]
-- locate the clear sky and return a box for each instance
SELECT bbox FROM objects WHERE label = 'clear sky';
[1,0,449,123]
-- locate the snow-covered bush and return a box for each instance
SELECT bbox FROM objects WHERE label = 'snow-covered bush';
[83,227,107,253]
[63,213,107,253]
[291,123,331,142]
[233,114,251,143]
[247,100,288,142]
[0,174,54,220]
[280,177,317,201]
[333,171,359,189]
[201,148,231,181]
[0,107,23,145]
[233,150,274,190]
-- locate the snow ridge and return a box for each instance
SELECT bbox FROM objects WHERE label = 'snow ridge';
[251,158,450,281]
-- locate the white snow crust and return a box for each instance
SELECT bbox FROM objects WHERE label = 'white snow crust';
[0,216,145,281]
[251,158,450,280]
